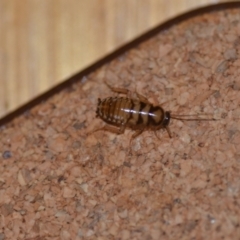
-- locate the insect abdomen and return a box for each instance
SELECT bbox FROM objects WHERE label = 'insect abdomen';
[96,97,133,125]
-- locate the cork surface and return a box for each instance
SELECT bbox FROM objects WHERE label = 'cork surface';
[1,7,240,240]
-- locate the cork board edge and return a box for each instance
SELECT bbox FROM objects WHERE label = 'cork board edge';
[1,1,240,127]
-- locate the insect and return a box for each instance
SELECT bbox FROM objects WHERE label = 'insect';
[93,82,215,141]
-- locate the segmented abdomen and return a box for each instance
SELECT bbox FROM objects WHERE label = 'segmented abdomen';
[96,97,132,125]
[96,97,164,128]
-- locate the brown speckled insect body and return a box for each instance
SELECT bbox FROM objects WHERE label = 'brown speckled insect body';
[96,96,171,139]
[93,82,215,141]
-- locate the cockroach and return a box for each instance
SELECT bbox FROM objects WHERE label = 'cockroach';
[93,82,215,141]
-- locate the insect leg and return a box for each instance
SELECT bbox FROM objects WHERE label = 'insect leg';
[91,124,126,135]
[129,129,144,145]
[136,93,171,106]
[165,126,172,138]
[135,92,151,104]
[105,81,132,97]
[153,126,172,140]
[154,131,161,141]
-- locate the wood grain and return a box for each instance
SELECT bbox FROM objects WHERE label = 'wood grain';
[0,0,227,118]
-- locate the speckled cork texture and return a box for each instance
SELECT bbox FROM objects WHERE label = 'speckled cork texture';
[1,6,240,240]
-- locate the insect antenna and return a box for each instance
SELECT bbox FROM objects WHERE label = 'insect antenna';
[170,113,217,121]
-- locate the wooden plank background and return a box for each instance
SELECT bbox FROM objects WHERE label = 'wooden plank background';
[0,0,231,118]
